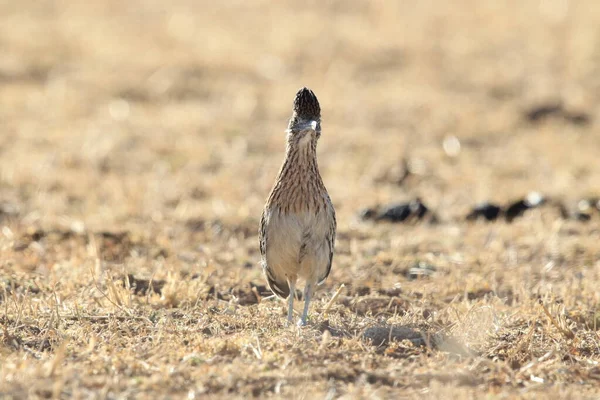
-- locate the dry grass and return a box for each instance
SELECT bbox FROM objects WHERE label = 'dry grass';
[2,0,600,398]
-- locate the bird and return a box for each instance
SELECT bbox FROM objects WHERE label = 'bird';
[259,87,336,326]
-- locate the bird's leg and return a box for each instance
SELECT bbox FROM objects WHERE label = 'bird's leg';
[298,282,313,326]
[287,279,296,324]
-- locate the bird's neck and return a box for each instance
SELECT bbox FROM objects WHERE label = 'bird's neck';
[267,138,326,213]
[280,138,320,180]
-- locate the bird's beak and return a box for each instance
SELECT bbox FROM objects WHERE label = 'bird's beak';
[289,120,319,138]
[300,120,317,134]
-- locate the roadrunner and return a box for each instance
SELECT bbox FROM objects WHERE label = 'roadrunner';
[259,87,336,326]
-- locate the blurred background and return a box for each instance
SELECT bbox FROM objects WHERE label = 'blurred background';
[3,4,600,396]
[1,0,599,232]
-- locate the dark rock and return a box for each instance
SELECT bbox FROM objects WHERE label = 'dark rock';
[504,200,528,222]
[467,193,554,223]
[505,192,545,222]
[524,101,563,122]
[523,101,591,126]
[354,286,371,296]
[368,198,429,223]
[362,325,473,357]
[125,274,166,295]
[378,203,412,222]
[564,111,591,126]
[466,288,494,300]
[362,325,425,347]
[359,208,378,220]
[28,229,46,242]
[377,287,402,297]
[466,202,502,221]
[574,212,592,222]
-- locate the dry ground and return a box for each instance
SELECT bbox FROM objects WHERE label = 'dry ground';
[1,0,600,398]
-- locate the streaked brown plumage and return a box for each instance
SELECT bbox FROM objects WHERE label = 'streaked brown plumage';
[259,87,336,326]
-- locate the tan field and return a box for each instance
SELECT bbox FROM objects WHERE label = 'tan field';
[2,1,600,398]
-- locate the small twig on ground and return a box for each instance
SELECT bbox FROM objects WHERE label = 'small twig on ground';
[539,299,575,340]
[52,284,62,329]
[146,272,157,305]
[88,264,133,317]
[323,284,345,315]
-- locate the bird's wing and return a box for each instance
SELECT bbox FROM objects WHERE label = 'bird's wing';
[259,209,267,257]
[318,203,336,285]
[259,208,291,299]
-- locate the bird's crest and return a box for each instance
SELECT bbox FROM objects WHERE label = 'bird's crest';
[293,87,320,119]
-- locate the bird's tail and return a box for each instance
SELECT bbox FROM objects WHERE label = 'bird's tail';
[264,267,290,299]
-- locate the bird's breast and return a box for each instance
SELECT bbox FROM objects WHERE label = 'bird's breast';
[263,207,332,263]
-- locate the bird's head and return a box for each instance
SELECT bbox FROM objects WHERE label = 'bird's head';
[286,87,321,144]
